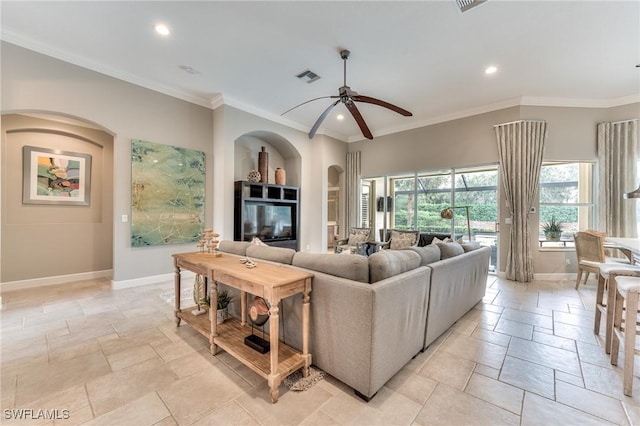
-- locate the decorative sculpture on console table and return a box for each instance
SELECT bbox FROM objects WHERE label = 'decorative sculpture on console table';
[192,228,221,317]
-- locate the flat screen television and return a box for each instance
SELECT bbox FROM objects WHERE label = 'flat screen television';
[243,202,295,242]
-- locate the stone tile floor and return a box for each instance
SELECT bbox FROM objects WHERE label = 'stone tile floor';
[2,275,640,425]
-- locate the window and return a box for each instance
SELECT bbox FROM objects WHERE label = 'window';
[539,162,595,247]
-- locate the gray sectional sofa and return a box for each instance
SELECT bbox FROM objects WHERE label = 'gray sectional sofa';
[216,240,490,401]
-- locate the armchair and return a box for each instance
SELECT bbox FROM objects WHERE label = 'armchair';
[334,227,371,255]
[371,229,420,253]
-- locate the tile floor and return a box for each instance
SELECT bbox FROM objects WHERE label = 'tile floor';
[2,275,640,425]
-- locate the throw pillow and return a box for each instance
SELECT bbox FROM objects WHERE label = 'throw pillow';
[436,241,464,259]
[347,228,369,246]
[430,236,451,245]
[251,237,267,246]
[461,242,482,252]
[390,230,418,250]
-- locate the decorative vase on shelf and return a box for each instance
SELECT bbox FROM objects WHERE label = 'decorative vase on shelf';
[258,146,268,183]
[247,170,261,183]
[275,168,286,185]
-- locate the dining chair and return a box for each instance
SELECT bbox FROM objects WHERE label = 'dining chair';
[596,263,640,353]
[610,272,640,396]
[574,230,630,290]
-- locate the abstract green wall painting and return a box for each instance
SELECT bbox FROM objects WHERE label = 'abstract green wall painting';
[131,139,205,247]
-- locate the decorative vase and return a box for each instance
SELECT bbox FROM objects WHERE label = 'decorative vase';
[217,307,228,324]
[247,169,261,183]
[275,168,286,185]
[258,146,268,183]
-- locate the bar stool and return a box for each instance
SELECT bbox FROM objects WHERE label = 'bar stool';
[595,264,640,353]
[610,273,640,396]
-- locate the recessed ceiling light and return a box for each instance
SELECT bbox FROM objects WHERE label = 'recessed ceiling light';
[154,23,170,36]
[179,65,200,75]
[485,66,498,75]
[336,114,344,121]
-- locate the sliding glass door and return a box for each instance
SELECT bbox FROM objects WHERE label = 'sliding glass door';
[363,165,499,273]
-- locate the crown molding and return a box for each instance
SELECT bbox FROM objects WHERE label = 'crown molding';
[1,30,214,109]
[4,31,637,143]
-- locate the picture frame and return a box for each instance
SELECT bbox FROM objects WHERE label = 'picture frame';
[22,145,92,206]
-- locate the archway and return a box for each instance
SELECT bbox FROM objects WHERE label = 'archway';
[1,111,115,286]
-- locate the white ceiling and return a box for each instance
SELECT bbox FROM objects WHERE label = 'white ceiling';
[2,1,639,142]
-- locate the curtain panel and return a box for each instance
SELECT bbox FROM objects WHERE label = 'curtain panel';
[597,119,638,238]
[345,151,361,232]
[495,120,547,282]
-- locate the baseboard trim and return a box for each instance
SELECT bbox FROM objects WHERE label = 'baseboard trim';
[0,270,112,293]
[111,270,195,290]
[533,273,576,282]
[496,272,578,282]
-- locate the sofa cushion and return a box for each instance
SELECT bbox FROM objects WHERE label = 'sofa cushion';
[347,228,370,246]
[246,245,295,264]
[218,240,251,256]
[461,242,482,252]
[436,241,465,259]
[292,252,369,283]
[369,250,421,283]
[408,245,441,266]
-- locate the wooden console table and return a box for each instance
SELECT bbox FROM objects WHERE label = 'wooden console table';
[172,252,313,403]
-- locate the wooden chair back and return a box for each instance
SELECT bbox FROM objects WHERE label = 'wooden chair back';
[574,230,606,264]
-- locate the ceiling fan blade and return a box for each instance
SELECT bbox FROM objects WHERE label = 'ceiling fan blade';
[345,101,373,140]
[352,95,413,116]
[281,96,339,116]
[308,99,341,139]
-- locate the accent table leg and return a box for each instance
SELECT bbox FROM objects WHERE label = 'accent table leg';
[268,300,281,403]
[173,259,181,326]
[302,278,312,377]
[210,274,218,355]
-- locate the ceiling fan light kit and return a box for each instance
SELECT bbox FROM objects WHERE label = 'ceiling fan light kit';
[282,49,413,140]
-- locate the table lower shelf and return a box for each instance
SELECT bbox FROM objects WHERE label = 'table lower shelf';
[176,309,306,380]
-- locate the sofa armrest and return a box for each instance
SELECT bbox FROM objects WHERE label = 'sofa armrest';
[284,266,430,398]
[424,246,490,347]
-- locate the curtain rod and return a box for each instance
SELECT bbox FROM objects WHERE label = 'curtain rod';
[493,120,546,127]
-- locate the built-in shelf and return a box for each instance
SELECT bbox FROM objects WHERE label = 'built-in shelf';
[234,181,299,250]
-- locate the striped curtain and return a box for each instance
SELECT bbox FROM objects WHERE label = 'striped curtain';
[495,120,547,282]
[345,151,361,233]
[597,120,638,238]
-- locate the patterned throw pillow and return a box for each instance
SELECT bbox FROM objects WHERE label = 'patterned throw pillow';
[390,230,418,250]
[347,228,370,246]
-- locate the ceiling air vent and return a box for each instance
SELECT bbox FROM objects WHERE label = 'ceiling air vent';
[296,70,321,83]
[456,0,487,13]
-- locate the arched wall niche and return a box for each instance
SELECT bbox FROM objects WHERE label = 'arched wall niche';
[234,130,302,186]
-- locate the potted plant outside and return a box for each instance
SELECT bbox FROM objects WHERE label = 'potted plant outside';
[542,216,563,242]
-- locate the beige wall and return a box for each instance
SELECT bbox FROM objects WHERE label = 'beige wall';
[1,114,113,282]
[2,40,637,282]
[1,42,214,283]
[349,103,640,276]
[213,105,347,252]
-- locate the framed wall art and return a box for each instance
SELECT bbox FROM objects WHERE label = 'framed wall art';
[22,145,92,206]
[130,139,206,247]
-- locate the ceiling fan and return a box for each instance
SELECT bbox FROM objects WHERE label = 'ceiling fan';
[282,49,413,140]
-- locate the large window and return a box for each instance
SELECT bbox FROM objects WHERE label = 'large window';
[383,167,498,240]
[538,162,595,245]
